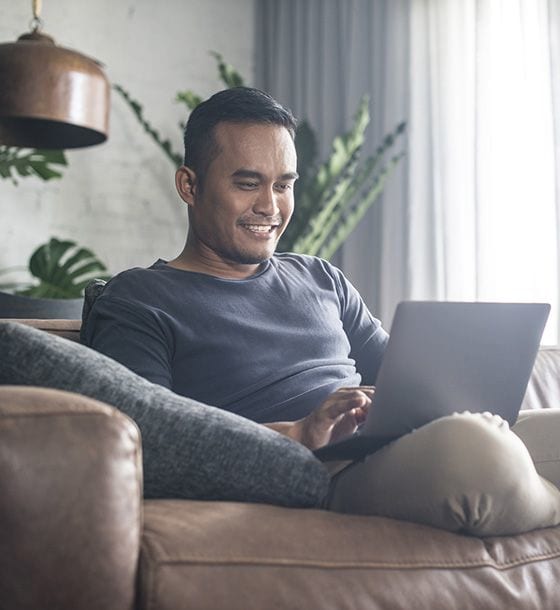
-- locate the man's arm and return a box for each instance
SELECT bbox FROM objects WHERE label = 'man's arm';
[83,295,174,389]
[330,265,389,384]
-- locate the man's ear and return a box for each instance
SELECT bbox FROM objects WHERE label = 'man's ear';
[175,166,198,206]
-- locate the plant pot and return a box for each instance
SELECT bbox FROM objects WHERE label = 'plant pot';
[0,291,83,319]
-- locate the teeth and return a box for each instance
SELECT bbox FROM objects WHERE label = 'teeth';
[244,224,274,233]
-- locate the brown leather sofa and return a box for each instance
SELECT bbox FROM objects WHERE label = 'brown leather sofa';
[2,319,560,610]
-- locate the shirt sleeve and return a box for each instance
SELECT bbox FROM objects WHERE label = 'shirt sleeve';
[330,265,389,385]
[83,294,174,389]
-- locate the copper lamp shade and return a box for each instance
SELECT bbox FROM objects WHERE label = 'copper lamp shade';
[0,30,110,149]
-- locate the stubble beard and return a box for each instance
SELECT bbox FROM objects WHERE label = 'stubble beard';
[216,242,276,265]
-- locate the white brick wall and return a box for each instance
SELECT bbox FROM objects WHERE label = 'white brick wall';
[0,0,255,282]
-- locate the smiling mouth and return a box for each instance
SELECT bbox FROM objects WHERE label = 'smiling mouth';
[240,223,280,234]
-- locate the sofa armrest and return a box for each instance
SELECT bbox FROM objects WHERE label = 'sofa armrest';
[0,386,142,610]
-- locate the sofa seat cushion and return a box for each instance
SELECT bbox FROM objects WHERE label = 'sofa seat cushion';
[139,499,560,610]
[0,320,329,507]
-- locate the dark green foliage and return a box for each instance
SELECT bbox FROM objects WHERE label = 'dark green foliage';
[175,90,203,113]
[175,53,244,114]
[211,51,245,88]
[280,99,406,259]
[16,238,110,299]
[0,146,67,184]
[113,84,183,168]
[293,120,318,201]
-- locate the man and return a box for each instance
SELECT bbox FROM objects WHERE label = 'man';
[85,87,560,536]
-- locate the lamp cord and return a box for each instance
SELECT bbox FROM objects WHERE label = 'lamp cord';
[30,0,43,31]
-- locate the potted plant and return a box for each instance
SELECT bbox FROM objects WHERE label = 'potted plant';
[0,148,109,318]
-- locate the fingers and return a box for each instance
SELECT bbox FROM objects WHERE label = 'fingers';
[330,409,363,443]
[321,388,373,421]
[296,386,376,450]
[328,386,375,401]
[336,385,375,393]
[353,404,369,425]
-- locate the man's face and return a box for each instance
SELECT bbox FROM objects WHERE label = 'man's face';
[186,122,298,268]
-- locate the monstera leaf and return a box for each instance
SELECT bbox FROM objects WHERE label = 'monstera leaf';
[0,146,67,184]
[17,238,110,299]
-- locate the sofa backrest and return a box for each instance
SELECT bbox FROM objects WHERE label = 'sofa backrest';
[522,346,560,410]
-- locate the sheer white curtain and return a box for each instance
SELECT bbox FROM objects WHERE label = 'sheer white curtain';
[257,0,560,344]
[410,0,560,344]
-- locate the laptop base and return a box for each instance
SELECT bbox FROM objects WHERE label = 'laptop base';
[313,434,401,462]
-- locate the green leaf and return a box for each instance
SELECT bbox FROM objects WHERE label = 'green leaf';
[291,153,362,255]
[317,154,405,260]
[211,51,245,88]
[176,90,203,111]
[17,237,110,299]
[279,101,407,259]
[113,84,183,168]
[279,103,369,254]
[0,146,67,183]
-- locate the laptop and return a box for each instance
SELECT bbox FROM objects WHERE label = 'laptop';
[313,301,550,462]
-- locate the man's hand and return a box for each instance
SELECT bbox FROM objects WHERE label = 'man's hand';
[267,387,374,450]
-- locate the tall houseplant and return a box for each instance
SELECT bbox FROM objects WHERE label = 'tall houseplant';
[115,52,406,261]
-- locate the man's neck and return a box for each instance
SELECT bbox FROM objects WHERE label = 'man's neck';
[167,246,265,280]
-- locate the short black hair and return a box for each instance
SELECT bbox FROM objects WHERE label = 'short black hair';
[183,87,297,181]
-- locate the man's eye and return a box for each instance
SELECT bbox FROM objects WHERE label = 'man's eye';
[237,182,258,189]
[275,183,292,191]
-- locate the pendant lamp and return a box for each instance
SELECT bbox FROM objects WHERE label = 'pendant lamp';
[0,0,110,149]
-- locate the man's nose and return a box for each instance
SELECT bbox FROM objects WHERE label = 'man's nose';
[253,187,279,216]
